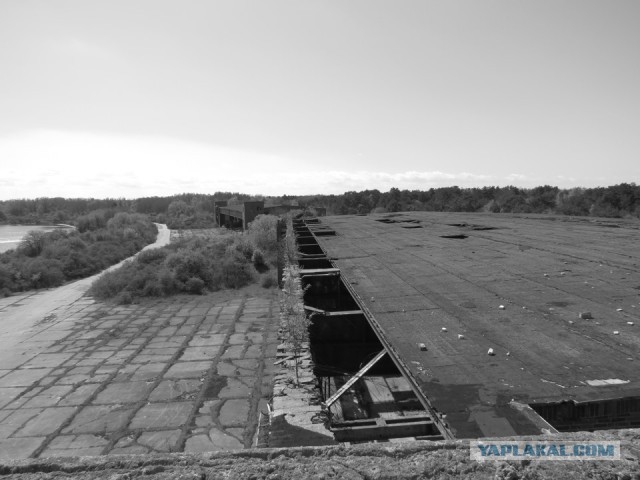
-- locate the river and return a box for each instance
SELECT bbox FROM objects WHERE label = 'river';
[0,225,74,254]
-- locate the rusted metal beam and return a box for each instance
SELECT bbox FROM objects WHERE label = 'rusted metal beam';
[300,268,340,279]
[324,349,387,408]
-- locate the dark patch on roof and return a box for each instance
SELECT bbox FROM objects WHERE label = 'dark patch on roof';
[440,234,468,239]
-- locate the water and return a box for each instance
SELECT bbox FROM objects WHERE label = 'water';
[0,225,69,253]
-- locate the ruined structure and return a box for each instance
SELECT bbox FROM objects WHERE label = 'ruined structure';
[214,201,325,230]
[292,212,640,441]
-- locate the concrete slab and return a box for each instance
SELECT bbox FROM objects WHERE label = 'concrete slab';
[0,437,45,460]
[188,334,227,347]
[57,383,101,406]
[0,368,53,388]
[219,399,250,427]
[63,405,134,434]
[23,353,74,368]
[0,387,26,409]
[0,409,42,439]
[178,346,222,362]
[94,382,151,405]
[149,379,202,402]
[164,362,211,379]
[129,402,192,430]
[14,406,76,437]
[218,379,251,399]
[137,430,181,452]
[39,434,109,458]
[22,385,74,408]
[207,427,244,450]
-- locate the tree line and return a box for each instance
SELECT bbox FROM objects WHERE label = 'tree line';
[296,183,640,218]
[2,184,638,227]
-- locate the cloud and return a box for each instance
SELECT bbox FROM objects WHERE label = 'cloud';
[0,129,590,200]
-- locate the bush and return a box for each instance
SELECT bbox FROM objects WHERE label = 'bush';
[18,230,48,257]
[247,215,279,255]
[23,257,65,289]
[221,255,253,289]
[137,248,168,265]
[0,210,157,295]
[252,248,265,268]
[260,272,276,288]
[89,215,278,301]
[165,250,212,286]
[185,277,205,294]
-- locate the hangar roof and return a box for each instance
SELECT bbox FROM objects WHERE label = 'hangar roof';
[313,212,640,437]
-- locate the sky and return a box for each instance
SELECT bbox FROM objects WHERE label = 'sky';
[1,0,639,200]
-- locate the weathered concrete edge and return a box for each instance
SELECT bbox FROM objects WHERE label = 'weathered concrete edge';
[2,429,639,476]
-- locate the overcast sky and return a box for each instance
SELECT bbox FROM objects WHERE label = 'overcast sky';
[1,1,639,199]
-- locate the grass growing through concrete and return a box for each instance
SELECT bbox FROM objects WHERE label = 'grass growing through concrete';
[89,215,279,304]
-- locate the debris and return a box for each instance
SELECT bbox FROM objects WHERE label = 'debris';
[568,320,574,324]
[441,327,447,332]
[419,343,427,351]
[543,274,549,277]
[616,308,623,312]
[560,272,566,276]
[613,331,620,335]
[627,322,634,326]
[579,312,593,319]
[487,348,495,356]
[498,305,505,310]
[506,352,510,356]
[458,334,464,339]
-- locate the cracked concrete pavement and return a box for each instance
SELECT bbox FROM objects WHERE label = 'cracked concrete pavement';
[0,290,279,460]
[0,224,280,460]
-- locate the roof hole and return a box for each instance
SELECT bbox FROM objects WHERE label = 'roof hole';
[440,234,468,239]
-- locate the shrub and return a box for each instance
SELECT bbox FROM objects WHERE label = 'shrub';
[221,255,253,289]
[247,215,279,255]
[185,277,205,294]
[23,257,65,289]
[164,250,213,286]
[231,237,254,261]
[115,291,133,305]
[137,248,168,265]
[88,212,278,301]
[260,272,276,288]
[252,248,265,268]
[18,230,48,257]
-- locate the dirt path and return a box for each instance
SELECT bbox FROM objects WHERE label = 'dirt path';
[0,223,170,368]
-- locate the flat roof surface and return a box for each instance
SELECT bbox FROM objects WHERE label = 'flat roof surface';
[313,212,640,438]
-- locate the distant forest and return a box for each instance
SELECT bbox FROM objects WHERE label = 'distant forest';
[1,184,639,226]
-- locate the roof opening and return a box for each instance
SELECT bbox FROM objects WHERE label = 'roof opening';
[531,396,640,432]
[440,234,468,239]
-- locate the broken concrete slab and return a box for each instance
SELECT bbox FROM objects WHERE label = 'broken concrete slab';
[129,402,192,430]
